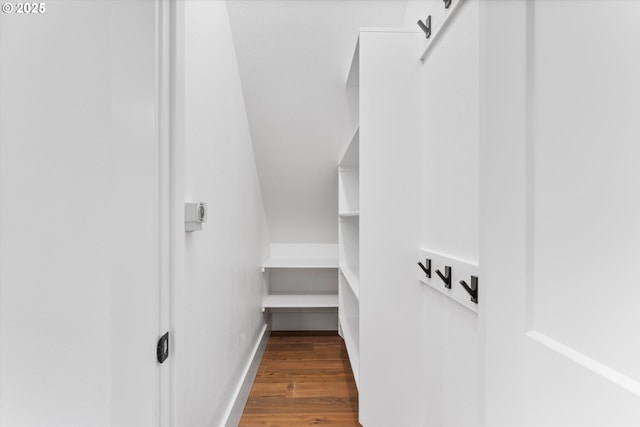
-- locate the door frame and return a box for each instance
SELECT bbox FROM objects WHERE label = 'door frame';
[156,0,173,425]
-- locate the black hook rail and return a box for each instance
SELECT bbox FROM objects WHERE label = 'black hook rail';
[459,276,478,304]
[436,265,452,288]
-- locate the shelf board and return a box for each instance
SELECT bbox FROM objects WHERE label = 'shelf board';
[262,258,338,269]
[262,294,339,311]
[340,266,360,300]
[359,27,420,33]
[339,211,360,218]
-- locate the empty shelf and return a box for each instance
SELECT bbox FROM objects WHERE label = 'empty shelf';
[262,294,339,312]
[262,258,338,269]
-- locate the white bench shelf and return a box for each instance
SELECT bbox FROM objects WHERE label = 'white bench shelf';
[261,252,339,321]
[261,294,339,312]
[261,258,338,269]
[339,211,360,218]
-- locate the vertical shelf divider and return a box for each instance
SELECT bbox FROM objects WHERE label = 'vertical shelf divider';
[339,44,361,387]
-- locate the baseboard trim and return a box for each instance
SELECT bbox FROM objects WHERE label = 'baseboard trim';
[222,321,271,427]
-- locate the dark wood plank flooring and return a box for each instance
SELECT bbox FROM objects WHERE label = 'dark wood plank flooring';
[239,331,361,426]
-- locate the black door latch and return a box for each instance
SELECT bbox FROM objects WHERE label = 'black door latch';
[157,332,169,364]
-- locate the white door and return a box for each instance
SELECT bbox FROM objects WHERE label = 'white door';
[481,1,640,425]
[0,1,167,426]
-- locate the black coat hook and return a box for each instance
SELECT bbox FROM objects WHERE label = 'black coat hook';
[443,0,452,8]
[418,259,431,278]
[459,276,478,304]
[436,265,451,288]
[417,15,431,39]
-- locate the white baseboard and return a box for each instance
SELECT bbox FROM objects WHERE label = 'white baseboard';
[222,321,271,427]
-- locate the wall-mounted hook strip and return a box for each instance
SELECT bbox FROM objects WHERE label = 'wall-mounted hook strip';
[418,259,431,278]
[443,0,452,9]
[459,276,478,304]
[417,15,431,38]
[436,265,451,288]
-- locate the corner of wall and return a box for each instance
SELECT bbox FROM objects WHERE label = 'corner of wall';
[172,1,271,425]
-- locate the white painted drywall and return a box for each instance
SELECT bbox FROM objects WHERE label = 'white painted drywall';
[226,0,407,243]
[0,1,161,425]
[171,1,270,426]
[407,1,481,426]
[478,2,529,424]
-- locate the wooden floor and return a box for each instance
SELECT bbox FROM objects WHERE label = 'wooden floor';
[239,331,361,426]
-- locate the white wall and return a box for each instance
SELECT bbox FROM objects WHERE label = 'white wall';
[226,0,407,244]
[478,2,528,424]
[172,1,270,426]
[0,1,161,425]
[409,1,482,426]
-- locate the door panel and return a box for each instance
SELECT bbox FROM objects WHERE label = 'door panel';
[0,1,162,425]
[481,1,640,425]
[524,2,640,423]
[531,0,640,382]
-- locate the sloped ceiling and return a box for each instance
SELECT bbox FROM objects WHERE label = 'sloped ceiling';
[227,0,407,243]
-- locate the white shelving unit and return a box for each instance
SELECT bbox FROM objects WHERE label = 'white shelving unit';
[261,244,339,330]
[356,28,424,425]
[339,86,361,387]
[261,256,339,312]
